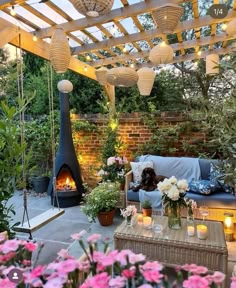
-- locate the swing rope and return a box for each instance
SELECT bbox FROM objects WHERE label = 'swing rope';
[47,63,60,209]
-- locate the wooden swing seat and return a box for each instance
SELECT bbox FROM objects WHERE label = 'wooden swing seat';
[13,208,64,233]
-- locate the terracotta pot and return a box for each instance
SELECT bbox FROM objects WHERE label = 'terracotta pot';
[97,209,116,226]
[142,208,152,217]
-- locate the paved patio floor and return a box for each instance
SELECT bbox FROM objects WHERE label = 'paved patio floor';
[8,190,236,286]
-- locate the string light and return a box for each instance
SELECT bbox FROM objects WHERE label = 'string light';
[84,66,88,72]
[130,63,135,68]
[197,50,202,56]
[222,23,227,30]
[122,46,127,53]
[86,55,91,61]
[10,6,16,16]
[32,33,38,42]
[111,25,116,34]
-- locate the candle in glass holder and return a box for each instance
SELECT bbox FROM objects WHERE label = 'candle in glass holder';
[143,216,152,228]
[197,224,208,240]
[187,224,195,236]
[137,214,143,224]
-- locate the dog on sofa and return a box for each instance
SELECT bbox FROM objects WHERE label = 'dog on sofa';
[132,167,167,192]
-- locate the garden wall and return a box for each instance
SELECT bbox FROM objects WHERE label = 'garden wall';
[72,112,208,187]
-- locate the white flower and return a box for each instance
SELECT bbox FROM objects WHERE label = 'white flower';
[169,176,177,185]
[120,205,137,217]
[177,179,188,192]
[107,157,116,166]
[157,178,172,192]
[167,185,180,201]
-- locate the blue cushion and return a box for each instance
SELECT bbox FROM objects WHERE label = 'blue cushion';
[198,159,218,180]
[186,191,236,209]
[127,189,140,202]
[188,180,218,195]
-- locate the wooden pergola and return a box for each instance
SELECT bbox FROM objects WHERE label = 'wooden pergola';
[0,0,236,107]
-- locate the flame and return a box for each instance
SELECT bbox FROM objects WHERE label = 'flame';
[66,177,70,185]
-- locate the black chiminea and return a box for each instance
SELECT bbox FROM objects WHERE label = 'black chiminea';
[48,80,84,208]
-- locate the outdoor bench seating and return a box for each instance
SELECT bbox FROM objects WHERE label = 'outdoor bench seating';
[125,155,236,223]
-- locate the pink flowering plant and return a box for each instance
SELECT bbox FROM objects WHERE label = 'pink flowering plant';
[99,156,128,183]
[0,231,232,288]
[120,205,137,218]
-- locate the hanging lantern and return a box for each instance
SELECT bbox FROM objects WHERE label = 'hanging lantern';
[95,67,108,85]
[70,0,114,17]
[226,19,236,37]
[106,67,138,87]
[152,3,183,34]
[137,68,155,96]
[206,54,219,75]
[57,80,73,93]
[149,42,174,65]
[49,28,71,74]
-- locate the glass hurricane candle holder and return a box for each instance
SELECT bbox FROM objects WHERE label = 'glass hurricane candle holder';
[224,212,234,241]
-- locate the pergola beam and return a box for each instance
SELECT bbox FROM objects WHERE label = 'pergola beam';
[136,46,236,69]
[0,26,19,48]
[35,0,185,39]
[0,0,26,9]
[71,9,236,55]
[0,17,96,81]
[90,33,235,67]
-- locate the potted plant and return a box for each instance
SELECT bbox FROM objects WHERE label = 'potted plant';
[81,181,120,226]
[141,200,153,217]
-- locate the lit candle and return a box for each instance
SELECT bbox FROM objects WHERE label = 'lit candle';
[197,224,208,240]
[187,225,195,237]
[143,216,152,228]
[137,214,143,224]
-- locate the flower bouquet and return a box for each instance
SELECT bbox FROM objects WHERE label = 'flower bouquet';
[157,176,189,229]
[120,205,137,226]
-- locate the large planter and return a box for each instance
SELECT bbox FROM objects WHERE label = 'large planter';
[97,209,116,226]
[31,176,50,194]
[167,205,181,230]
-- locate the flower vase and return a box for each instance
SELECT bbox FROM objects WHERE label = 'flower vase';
[167,205,181,229]
[126,215,132,226]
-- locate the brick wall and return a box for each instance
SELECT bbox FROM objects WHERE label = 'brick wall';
[72,112,207,186]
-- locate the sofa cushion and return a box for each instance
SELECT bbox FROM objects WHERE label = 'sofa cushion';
[127,189,140,202]
[130,161,153,183]
[186,191,236,209]
[188,180,217,195]
[139,155,201,182]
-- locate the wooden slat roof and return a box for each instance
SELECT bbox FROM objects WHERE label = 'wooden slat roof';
[0,0,236,80]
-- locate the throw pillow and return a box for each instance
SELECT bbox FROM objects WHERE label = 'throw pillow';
[209,163,235,194]
[188,180,217,195]
[130,161,153,184]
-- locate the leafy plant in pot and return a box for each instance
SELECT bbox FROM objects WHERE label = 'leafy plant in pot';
[81,182,120,226]
[141,200,152,217]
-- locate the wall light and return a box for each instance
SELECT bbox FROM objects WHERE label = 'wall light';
[10,6,16,16]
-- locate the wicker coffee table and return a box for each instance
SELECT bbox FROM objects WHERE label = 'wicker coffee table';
[114,216,228,277]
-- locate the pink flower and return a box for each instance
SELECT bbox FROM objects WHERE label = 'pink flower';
[57,249,71,259]
[109,276,126,288]
[182,264,208,275]
[138,285,153,288]
[129,253,146,264]
[183,275,209,288]
[1,239,19,254]
[141,261,162,271]
[231,277,236,288]
[80,272,110,288]
[44,277,66,288]
[0,278,16,288]
[211,271,225,285]
[71,230,86,240]
[142,270,163,283]
[24,265,45,284]
[24,242,38,252]
[56,259,78,274]
[122,269,135,279]
[87,233,101,243]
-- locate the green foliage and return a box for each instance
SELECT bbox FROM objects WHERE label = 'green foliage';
[81,182,120,223]
[141,200,152,209]
[25,113,60,177]
[0,100,28,237]
[72,120,97,132]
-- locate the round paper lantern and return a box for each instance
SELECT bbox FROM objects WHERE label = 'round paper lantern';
[49,28,71,74]
[206,54,219,75]
[149,42,174,65]
[57,80,73,93]
[226,19,236,37]
[95,67,108,85]
[70,0,114,17]
[137,68,155,96]
[106,67,138,87]
[152,3,183,34]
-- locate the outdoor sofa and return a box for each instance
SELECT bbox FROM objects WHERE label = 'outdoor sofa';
[124,155,236,223]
